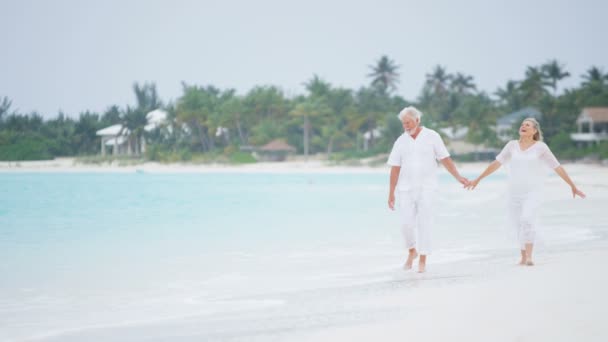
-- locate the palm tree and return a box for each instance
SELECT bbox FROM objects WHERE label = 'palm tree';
[73,111,101,155]
[451,73,477,94]
[243,86,289,120]
[542,60,570,95]
[425,65,452,95]
[120,106,148,155]
[495,80,523,111]
[176,84,220,152]
[0,96,12,122]
[323,88,354,156]
[133,82,162,113]
[122,82,163,155]
[581,66,607,86]
[220,96,248,145]
[290,98,330,159]
[367,55,400,94]
[304,75,331,98]
[520,66,551,104]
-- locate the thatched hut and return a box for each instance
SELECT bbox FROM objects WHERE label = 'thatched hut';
[256,139,296,161]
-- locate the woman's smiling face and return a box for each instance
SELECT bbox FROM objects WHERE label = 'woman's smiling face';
[519,120,537,139]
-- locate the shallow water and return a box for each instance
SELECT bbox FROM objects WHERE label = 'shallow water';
[0,171,603,341]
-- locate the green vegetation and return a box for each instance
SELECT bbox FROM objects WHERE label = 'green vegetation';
[1,57,608,162]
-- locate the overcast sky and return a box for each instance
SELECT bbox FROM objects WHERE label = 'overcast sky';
[1,0,607,118]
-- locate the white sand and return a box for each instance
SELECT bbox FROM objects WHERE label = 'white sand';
[296,245,608,342]
[1,157,605,177]
[0,157,387,174]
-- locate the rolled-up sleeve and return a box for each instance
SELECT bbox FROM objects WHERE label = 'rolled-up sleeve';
[433,134,450,160]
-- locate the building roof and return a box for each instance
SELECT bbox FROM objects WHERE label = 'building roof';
[146,109,167,123]
[259,139,296,152]
[97,109,167,136]
[96,124,128,136]
[145,109,168,131]
[497,107,542,125]
[580,107,608,123]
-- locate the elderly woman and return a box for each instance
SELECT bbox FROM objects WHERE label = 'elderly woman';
[467,118,585,266]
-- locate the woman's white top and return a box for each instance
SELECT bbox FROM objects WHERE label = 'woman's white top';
[495,140,560,194]
[387,127,450,191]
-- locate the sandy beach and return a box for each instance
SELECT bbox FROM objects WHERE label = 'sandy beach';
[1,158,606,341]
[291,161,608,342]
[0,157,388,174]
[1,157,606,176]
[296,242,608,342]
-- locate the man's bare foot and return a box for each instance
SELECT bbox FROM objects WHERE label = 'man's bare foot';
[418,262,426,273]
[404,251,418,270]
[525,260,534,266]
[519,259,526,266]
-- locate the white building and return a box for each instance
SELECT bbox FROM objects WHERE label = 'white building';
[96,109,167,156]
[96,124,130,156]
[570,107,608,147]
[362,128,382,151]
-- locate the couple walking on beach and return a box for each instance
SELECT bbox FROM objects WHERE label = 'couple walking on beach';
[387,106,586,273]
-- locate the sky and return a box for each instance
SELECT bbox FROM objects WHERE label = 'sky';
[1,0,607,118]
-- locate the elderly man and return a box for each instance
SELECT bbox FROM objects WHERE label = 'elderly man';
[387,106,468,273]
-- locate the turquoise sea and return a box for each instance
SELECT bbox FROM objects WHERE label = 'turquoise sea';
[0,171,603,341]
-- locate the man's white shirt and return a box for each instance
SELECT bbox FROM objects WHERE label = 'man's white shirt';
[387,127,450,191]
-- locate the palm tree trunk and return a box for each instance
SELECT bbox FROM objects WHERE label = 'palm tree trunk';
[235,116,247,145]
[194,122,209,151]
[327,136,334,158]
[127,136,133,156]
[303,115,310,160]
[207,127,215,151]
[140,135,146,155]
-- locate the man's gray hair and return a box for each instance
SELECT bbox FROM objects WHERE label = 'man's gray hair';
[397,106,423,121]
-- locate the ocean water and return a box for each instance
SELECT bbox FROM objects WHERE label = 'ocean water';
[0,171,603,341]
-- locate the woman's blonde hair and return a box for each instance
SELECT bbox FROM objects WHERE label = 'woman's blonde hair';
[523,117,543,141]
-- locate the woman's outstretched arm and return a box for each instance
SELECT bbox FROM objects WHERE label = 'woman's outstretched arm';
[466,160,502,190]
[554,166,586,198]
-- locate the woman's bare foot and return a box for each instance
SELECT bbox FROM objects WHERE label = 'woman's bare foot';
[524,244,534,267]
[404,251,418,270]
[519,250,526,265]
[418,255,427,273]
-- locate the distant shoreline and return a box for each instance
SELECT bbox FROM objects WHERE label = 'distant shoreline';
[0,157,388,174]
[0,157,604,175]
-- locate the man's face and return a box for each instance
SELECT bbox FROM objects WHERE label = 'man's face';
[401,115,419,135]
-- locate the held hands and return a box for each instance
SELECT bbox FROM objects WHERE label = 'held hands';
[457,176,470,187]
[465,178,480,190]
[572,186,586,199]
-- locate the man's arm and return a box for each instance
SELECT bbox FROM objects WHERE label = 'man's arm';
[440,157,469,186]
[388,166,400,210]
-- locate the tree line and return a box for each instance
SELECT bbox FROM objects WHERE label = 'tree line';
[1,56,607,162]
